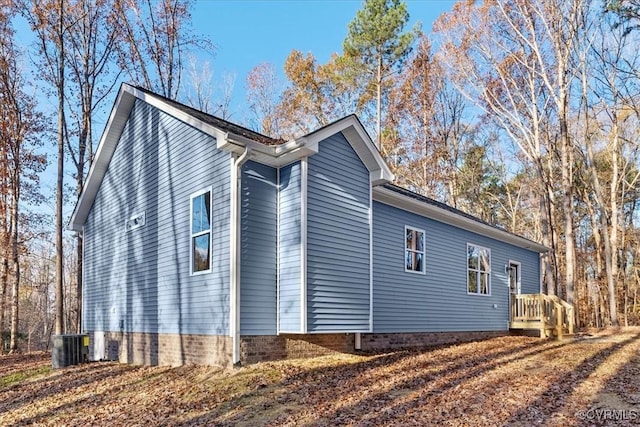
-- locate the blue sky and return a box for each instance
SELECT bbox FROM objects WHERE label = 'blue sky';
[191,0,456,118]
[24,0,457,219]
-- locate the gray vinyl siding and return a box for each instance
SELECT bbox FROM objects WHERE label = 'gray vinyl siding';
[240,161,277,335]
[278,161,302,332]
[83,100,231,338]
[372,201,540,333]
[306,133,371,332]
[518,253,540,294]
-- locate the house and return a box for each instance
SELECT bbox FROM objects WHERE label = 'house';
[69,83,573,367]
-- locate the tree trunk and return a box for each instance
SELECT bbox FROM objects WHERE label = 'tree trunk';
[54,0,65,336]
[634,285,637,320]
[608,120,620,326]
[539,196,555,295]
[376,54,382,150]
[0,153,7,352]
[600,285,608,326]
[541,178,557,296]
[0,254,7,352]
[559,83,575,307]
[624,281,628,327]
[75,114,87,334]
[584,120,617,327]
[9,188,19,353]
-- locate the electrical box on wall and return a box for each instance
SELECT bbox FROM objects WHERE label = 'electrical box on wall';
[125,211,146,232]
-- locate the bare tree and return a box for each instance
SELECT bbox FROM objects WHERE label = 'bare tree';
[0,5,46,350]
[215,72,236,120]
[435,0,586,301]
[62,0,121,333]
[576,6,640,325]
[184,55,214,113]
[246,63,282,137]
[25,0,69,335]
[386,36,476,208]
[114,0,213,99]
[183,56,236,119]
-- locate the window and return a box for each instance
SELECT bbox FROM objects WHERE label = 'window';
[405,226,425,274]
[467,244,491,295]
[190,189,212,274]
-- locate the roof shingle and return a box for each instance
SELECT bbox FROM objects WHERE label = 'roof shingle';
[133,85,284,145]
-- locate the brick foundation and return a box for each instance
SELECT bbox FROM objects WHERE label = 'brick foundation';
[87,331,233,368]
[240,333,355,364]
[360,330,507,351]
[86,330,509,367]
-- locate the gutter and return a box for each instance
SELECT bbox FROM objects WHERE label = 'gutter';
[218,134,315,168]
[230,146,251,366]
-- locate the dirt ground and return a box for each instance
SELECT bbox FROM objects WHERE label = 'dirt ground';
[1,328,639,426]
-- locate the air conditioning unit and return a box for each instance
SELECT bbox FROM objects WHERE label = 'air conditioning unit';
[52,334,89,368]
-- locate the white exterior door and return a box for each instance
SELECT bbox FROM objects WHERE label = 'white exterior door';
[508,261,521,320]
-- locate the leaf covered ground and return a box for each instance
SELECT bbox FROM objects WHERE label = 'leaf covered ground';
[1,328,640,426]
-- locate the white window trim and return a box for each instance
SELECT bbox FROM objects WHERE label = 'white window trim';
[190,187,213,276]
[467,243,491,296]
[404,225,426,275]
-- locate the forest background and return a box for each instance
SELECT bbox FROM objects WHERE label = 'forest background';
[1,0,639,353]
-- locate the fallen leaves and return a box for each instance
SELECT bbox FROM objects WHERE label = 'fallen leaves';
[1,328,639,426]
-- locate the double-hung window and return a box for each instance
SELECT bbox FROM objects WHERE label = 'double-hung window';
[405,226,426,274]
[190,189,212,274]
[467,243,491,295]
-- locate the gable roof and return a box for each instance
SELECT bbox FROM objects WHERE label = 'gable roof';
[69,84,546,253]
[69,83,393,231]
[131,85,283,146]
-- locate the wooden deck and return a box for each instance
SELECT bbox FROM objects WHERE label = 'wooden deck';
[510,293,574,339]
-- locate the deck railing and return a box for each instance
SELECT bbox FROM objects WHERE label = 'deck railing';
[510,293,574,338]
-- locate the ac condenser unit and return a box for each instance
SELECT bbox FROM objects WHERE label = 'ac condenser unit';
[52,334,89,368]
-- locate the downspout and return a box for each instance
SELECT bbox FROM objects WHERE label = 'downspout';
[355,332,362,350]
[79,228,84,334]
[231,146,251,366]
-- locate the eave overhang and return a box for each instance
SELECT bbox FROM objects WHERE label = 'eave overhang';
[69,84,393,231]
[372,186,549,253]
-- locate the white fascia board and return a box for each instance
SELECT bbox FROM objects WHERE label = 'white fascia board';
[69,84,265,230]
[274,145,318,166]
[338,118,394,184]
[274,137,308,155]
[304,116,394,185]
[128,85,226,142]
[224,116,393,183]
[216,134,318,168]
[70,84,392,230]
[372,186,549,253]
[69,87,137,231]
[370,169,390,186]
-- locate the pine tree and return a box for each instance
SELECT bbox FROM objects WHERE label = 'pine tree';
[342,0,420,148]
